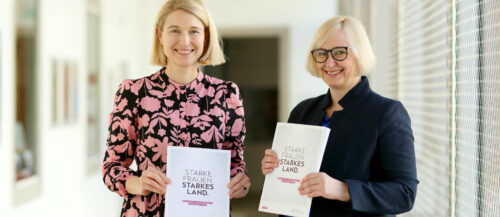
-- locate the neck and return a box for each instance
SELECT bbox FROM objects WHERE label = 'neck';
[328,76,362,109]
[165,64,199,85]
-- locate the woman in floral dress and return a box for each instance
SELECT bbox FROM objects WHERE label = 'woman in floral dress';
[102,0,251,216]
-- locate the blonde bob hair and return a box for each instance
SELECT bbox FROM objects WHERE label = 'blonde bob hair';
[151,0,225,66]
[306,15,376,76]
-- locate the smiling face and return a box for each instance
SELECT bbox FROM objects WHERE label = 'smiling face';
[159,9,205,70]
[316,29,361,92]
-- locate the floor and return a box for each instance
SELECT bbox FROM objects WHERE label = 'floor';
[231,193,277,217]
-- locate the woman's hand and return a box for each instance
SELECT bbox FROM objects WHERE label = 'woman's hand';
[298,172,350,201]
[227,173,251,199]
[261,149,279,175]
[126,168,171,196]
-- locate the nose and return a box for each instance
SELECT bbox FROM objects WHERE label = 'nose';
[180,32,191,46]
[324,53,337,67]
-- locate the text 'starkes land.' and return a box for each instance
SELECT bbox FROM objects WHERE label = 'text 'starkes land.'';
[259,122,330,217]
[165,146,230,217]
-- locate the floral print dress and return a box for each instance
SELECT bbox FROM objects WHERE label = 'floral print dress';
[102,68,246,217]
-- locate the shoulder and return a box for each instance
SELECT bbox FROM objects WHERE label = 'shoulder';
[126,70,160,84]
[203,74,241,94]
[113,72,162,107]
[365,91,409,125]
[119,71,160,93]
[365,91,404,113]
[201,74,243,110]
[288,93,327,122]
[293,94,325,112]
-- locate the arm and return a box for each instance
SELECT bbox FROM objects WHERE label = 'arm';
[102,80,139,198]
[223,82,250,198]
[346,101,418,214]
[223,82,247,175]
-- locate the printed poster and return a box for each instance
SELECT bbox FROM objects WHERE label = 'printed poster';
[165,146,230,217]
[259,122,330,217]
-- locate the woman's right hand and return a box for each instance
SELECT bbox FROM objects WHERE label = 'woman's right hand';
[126,168,171,195]
[261,149,279,175]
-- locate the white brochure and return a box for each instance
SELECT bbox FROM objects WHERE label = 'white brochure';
[259,122,330,217]
[165,146,230,217]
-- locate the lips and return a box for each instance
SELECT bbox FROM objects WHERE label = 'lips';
[325,69,343,75]
[175,49,194,54]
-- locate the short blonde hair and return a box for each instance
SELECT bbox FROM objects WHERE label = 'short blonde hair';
[151,0,225,66]
[306,15,376,76]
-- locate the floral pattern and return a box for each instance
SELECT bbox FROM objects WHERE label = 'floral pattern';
[102,68,247,217]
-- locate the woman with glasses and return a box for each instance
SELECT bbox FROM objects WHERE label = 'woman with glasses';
[261,16,418,217]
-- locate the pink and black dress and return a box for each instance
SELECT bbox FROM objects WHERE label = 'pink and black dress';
[102,68,247,217]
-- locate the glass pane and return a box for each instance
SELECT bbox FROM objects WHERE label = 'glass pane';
[396,1,450,216]
[361,0,500,216]
[15,0,38,181]
[478,0,500,215]
[369,0,399,98]
[455,1,481,216]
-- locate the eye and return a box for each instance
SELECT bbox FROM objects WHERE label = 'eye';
[170,29,180,34]
[316,50,328,57]
[333,49,346,56]
[190,30,200,34]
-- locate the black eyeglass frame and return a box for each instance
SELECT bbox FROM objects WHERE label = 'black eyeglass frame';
[310,46,350,63]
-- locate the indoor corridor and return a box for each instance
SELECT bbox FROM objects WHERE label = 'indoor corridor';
[0,0,498,217]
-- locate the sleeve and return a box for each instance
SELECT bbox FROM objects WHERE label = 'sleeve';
[223,81,247,177]
[102,79,139,199]
[345,101,419,214]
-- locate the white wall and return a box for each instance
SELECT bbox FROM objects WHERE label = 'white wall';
[0,0,16,216]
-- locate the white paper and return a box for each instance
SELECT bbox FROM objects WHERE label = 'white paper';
[259,122,330,217]
[165,146,230,217]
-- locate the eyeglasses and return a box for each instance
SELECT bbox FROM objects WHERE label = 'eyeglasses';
[310,46,350,63]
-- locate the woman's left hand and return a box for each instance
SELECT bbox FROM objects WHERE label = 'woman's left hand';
[227,173,251,199]
[298,172,350,201]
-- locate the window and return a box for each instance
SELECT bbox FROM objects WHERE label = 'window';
[14,0,41,205]
[345,0,500,216]
[15,0,38,182]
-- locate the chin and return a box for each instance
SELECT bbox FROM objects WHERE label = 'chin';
[176,59,198,66]
[322,77,343,85]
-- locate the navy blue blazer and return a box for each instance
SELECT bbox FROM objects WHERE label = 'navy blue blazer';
[288,77,418,217]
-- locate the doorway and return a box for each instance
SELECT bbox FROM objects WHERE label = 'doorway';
[202,29,287,216]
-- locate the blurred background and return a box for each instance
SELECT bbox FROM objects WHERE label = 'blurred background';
[0,0,499,216]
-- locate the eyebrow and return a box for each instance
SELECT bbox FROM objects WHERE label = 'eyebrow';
[167,25,203,30]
